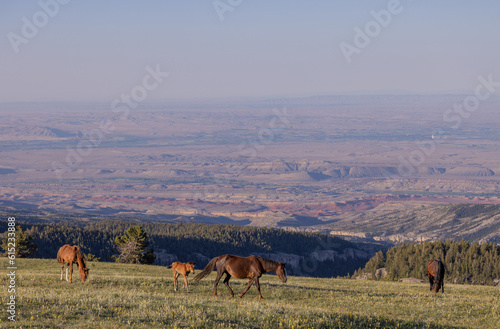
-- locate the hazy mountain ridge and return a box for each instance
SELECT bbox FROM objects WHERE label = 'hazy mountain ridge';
[0,125,73,139]
[323,203,500,244]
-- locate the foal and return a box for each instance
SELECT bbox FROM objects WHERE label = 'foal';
[168,261,196,292]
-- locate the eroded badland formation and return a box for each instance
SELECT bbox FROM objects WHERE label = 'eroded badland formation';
[1,95,500,244]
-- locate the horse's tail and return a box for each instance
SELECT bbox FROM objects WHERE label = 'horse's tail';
[192,256,219,283]
[57,251,63,265]
[57,245,66,264]
[167,264,173,269]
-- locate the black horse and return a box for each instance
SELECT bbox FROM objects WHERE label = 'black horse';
[427,259,445,293]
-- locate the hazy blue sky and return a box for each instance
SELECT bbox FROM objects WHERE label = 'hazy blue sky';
[1,0,499,102]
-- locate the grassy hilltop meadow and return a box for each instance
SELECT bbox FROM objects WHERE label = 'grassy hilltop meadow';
[2,213,500,328]
[2,258,499,329]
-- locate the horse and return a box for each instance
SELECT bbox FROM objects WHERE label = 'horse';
[167,261,196,292]
[427,259,445,293]
[57,245,89,283]
[193,254,287,299]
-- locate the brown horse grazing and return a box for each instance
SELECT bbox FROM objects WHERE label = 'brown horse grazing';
[427,259,445,293]
[193,254,287,299]
[57,245,89,283]
[167,261,196,292]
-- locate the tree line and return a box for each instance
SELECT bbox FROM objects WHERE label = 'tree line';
[3,218,499,283]
[357,240,500,285]
[0,220,370,277]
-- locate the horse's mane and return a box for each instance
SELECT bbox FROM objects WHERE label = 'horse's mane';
[75,247,87,269]
[435,259,443,281]
[257,257,280,271]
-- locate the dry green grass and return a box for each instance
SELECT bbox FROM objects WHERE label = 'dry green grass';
[1,258,499,328]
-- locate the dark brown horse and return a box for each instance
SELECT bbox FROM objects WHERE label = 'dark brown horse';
[167,261,196,292]
[427,259,445,293]
[57,245,89,283]
[193,254,287,299]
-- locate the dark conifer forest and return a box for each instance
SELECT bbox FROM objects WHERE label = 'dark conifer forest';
[359,240,500,285]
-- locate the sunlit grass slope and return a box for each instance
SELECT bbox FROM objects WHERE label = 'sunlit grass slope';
[1,259,498,328]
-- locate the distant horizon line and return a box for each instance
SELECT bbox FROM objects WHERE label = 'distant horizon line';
[1,91,499,106]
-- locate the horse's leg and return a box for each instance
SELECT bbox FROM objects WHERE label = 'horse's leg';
[65,264,70,282]
[60,263,64,281]
[69,261,73,283]
[174,271,179,291]
[441,280,444,294]
[239,277,255,299]
[428,274,433,291]
[254,277,264,300]
[213,270,224,297]
[183,274,189,292]
[223,273,234,297]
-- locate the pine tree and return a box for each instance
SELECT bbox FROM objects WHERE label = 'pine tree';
[1,226,38,258]
[363,250,385,277]
[113,226,155,264]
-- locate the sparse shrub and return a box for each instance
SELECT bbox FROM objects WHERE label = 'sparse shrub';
[86,253,100,262]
